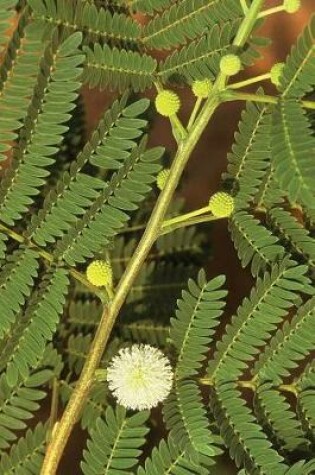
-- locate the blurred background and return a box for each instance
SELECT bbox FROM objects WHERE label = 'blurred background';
[1,1,314,473]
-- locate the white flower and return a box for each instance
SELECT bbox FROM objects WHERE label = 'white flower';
[106,344,173,411]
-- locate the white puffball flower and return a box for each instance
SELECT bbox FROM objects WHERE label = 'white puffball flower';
[106,344,173,411]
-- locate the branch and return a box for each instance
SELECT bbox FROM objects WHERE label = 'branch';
[40,2,266,472]
[221,90,315,109]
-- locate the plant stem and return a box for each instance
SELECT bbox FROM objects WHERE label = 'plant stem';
[229,73,271,89]
[49,379,59,433]
[258,6,284,19]
[161,213,225,236]
[187,97,203,130]
[40,1,265,472]
[233,0,264,47]
[162,205,211,229]
[199,377,298,395]
[222,90,315,109]
[240,0,249,14]
[170,114,188,142]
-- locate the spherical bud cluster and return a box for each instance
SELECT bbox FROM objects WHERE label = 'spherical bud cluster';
[86,260,113,288]
[283,0,301,13]
[156,168,170,190]
[220,54,241,76]
[192,79,213,98]
[107,344,173,410]
[155,90,180,117]
[208,192,234,218]
[270,62,285,86]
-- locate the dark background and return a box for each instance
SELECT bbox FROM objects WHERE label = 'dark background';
[1,1,314,473]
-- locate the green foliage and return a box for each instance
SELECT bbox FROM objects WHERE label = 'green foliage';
[0,12,48,164]
[210,381,288,474]
[0,422,47,474]
[53,139,163,265]
[138,433,214,475]
[223,96,272,210]
[229,210,285,277]
[0,29,84,225]
[141,0,243,50]
[0,247,39,340]
[170,270,227,379]
[279,15,315,98]
[254,382,308,452]
[253,296,315,384]
[29,0,141,45]
[268,207,315,267]
[0,3,314,475]
[163,379,221,463]
[81,406,149,475]
[158,22,237,83]
[82,43,157,92]
[208,259,313,382]
[0,345,61,450]
[271,100,315,211]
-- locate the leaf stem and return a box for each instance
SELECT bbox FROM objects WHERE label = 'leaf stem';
[222,90,315,109]
[162,205,211,228]
[49,378,59,433]
[187,97,203,130]
[229,73,271,89]
[40,1,266,472]
[258,6,284,19]
[240,0,249,14]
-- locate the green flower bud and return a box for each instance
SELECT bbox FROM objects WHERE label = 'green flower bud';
[208,192,234,218]
[192,79,213,98]
[220,54,241,76]
[155,90,181,117]
[86,260,113,288]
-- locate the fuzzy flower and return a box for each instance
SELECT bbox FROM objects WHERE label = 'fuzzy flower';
[220,54,241,76]
[283,0,301,13]
[208,192,234,218]
[192,79,213,98]
[86,260,113,288]
[107,344,173,411]
[155,90,180,117]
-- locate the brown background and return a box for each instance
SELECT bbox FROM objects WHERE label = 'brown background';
[2,1,314,473]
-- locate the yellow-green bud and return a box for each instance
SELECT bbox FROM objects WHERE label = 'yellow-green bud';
[157,168,170,190]
[155,90,180,117]
[208,192,234,218]
[283,0,301,13]
[86,260,113,288]
[270,62,285,86]
[220,54,241,76]
[192,79,213,98]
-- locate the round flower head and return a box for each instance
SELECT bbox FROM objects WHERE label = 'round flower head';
[157,168,170,190]
[155,90,180,117]
[86,260,113,288]
[107,344,173,411]
[283,0,301,13]
[270,62,285,86]
[208,192,234,218]
[192,79,213,98]
[220,54,241,76]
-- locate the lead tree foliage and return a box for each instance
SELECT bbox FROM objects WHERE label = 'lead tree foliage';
[0,1,314,474]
